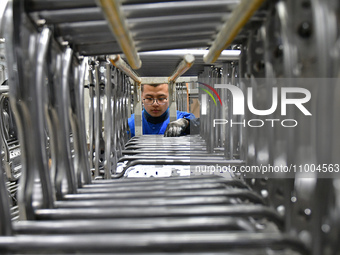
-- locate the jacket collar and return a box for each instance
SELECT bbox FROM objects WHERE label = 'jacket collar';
[144,108,169,124]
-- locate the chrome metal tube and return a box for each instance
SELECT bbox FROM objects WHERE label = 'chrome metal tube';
[97,0,141,69]
[168,54,195,83]
[0,86,9,93]
[108,55,142,84]
[204,0,265,63]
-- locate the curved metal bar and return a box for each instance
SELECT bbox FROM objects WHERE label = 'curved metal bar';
[13,216,254,234]
[77,59,92,184]
[87,67,95,171]
[93,64,101,177]
[116,69,126,158]
[122,74,131,144]
[35,204,283,228]
[68,58,91,185]
[54,48,77,197]
[74,187,263,205]
[111,66,119,174]
[46,52,62,199]
[54,196,234,208]
[34,27,55,208]
[103,63,113,179]
[0,232,308,254]
[78,182,234,193]
[91,174,246,187]
[69,64,83,187]
[62,189,267,207]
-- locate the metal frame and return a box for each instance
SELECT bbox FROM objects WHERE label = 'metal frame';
[1,1,340,255]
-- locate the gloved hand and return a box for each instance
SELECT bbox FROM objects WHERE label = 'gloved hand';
[164,118,189,137]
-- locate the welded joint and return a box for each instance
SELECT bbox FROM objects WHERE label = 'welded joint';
[108,55,142,84]
[168,54,195,83]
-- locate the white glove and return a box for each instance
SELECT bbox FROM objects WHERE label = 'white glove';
[164,118,189,137]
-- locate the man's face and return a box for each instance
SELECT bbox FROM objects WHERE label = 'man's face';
[142,83,169,117]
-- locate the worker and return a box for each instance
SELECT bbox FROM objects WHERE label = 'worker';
[128,83,199,137]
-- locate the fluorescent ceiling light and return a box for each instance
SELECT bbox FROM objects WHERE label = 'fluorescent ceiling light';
[138,49,240,61]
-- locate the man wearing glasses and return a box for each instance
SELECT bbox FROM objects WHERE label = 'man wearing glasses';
[128,83,198,137]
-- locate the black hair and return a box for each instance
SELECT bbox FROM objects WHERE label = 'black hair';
[141,83,168,93]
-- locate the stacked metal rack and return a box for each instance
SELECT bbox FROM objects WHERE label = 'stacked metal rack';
[0,0,339,255]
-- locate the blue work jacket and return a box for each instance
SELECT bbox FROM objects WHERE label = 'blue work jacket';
[128,109,194,137]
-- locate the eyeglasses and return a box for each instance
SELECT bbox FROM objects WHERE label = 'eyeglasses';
[143,98,168,105]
